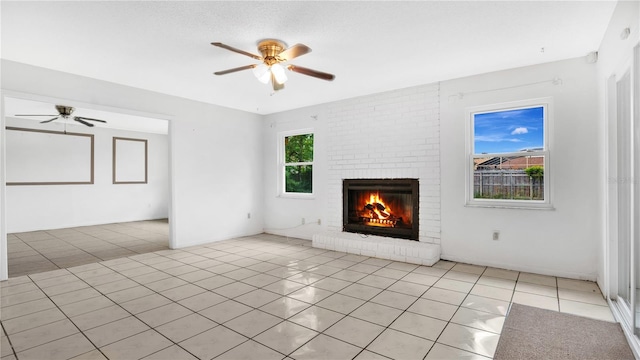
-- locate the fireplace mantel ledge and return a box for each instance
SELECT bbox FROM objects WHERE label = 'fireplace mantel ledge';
[312,231,441,266]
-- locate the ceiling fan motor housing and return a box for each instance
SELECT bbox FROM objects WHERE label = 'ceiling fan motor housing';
[258,39,286,65]
[55,105,74,117]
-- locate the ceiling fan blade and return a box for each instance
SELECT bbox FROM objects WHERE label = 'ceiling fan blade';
[271,73,285,92]
[74,118,94,127]
[211,42,262,60]
[75,116,107,123]
[287,65,335,81]
[15,114,59,117]
[278,43,312,62]
[214,64,257,76]
[40,116,60,123]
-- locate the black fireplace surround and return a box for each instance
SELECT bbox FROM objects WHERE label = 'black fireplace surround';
[343,178,419,240]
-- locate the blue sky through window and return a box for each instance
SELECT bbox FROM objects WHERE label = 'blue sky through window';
[474,106,544,154]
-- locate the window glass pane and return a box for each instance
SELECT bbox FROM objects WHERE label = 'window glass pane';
[285,165,313,193]
[473,155,544,200]
[474,107,544,154]
[285,134,314,163]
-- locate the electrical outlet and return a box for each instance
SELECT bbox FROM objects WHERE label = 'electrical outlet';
[247,213,251,219]
[492,231,500,241]
[317,219,321,225]
[302,218,305,225]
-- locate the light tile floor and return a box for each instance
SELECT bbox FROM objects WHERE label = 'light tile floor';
[0,233,613,360]
[8,220,170,277]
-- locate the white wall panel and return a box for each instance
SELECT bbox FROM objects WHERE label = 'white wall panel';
[5,118,167,233]
[440,58,599,280]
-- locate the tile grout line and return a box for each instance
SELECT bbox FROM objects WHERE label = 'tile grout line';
[0,321,19,359]
[292,259,445,359]
[9,220,169,277]
[134,244,478,359]
[197,240,352,359]
[98,239,320,359]
[10,233,61,276]
[28,256,206,359]
[345,267,434,360]
[99,254,245,358]
[69,259,204,360]
[556,275,562,313]
[10,220,171,275]
[202,239,337,359]
[423,264,492,359]
[18,273,112,359]
[48,229,106,258]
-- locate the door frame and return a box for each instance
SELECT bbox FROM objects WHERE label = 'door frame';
[607,43,640,358]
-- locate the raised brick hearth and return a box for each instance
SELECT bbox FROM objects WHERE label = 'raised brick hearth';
[313,231,440,265]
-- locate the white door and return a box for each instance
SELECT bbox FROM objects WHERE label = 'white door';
[609,44,639,338]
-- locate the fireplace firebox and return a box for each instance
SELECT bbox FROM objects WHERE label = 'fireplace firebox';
[343,179,419,240]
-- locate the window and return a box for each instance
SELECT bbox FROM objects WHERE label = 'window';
[280,131,314,195]
[467,99,551,208]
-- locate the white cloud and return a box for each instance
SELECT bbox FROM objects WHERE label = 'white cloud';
[475,135,522,143]
[511,127,528,135]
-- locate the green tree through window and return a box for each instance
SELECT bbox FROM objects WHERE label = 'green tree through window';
[284,133,313,193]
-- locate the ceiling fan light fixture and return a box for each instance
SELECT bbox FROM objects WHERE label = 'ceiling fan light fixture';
[253,63,271,84]
[271,63,288,84]
[212,40,335,89]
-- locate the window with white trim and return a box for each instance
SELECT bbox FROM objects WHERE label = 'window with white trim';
[280,130,314,195]
[467,99,551,208]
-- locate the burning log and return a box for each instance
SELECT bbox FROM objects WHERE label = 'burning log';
[357,193,401,227]
[363,202,391,219]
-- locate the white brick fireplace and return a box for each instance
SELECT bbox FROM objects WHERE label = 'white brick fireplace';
[312,83,441,265]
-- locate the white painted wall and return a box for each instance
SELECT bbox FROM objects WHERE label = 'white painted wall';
[595,0,640,292]
[262,104,329,240]
[440,58,600,280]
[1,60,264,251]
[1,92,8,280]
[4,117,169,233]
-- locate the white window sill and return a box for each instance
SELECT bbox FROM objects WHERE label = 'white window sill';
[465,201,555,210]
[278,193,316,200]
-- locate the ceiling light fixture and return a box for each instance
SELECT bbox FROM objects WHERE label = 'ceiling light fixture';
[212,39,335,92]
[252,63,271,84]
[270,63,288,84]
[252,62,288,85]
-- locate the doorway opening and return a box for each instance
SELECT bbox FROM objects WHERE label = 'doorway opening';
[2,95,172,278]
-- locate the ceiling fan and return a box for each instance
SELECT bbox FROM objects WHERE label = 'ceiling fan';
[14,105,107,127]
[211,39,335,91]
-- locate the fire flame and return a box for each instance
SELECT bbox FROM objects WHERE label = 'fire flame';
[352,191,410,228]
[368,193,391,219]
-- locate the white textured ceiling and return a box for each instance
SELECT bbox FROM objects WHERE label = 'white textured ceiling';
[1,1,617,115]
